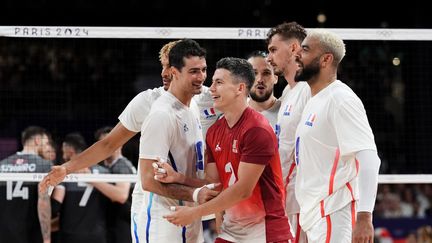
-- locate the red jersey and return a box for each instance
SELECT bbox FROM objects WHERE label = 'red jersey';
[206,107,292,242]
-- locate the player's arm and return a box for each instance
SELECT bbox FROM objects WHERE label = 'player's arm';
[153,152,221,205]
[198,160,264,213]
[164,161,265,226]
[91,182,130,204]
[40,122,136,192]
[50,185,65,216]
[164,127,273,226]
[154,157,219,187]
[141,158,220,202]
[334,99,381,243]
[141,158,196,201]
[38,182,52,243]
[353,149,381,243]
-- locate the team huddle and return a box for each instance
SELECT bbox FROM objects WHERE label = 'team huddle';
[3,21,381,243]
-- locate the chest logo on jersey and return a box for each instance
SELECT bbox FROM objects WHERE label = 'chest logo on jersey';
[232,140,238,153]
[203,108,217,119]
[15,158,25,165]
[305,113,316,127]
[283,104,293,116]
[183,123,189,132]
[215,142,221,152]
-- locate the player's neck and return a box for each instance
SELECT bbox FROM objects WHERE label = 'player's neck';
[286,78,298,89]
[310,74,336,96]
[248,96,276,112]
[224,102,248,128]
[21,145,39,155]
[168,88,193,107]
[284,65,298,89]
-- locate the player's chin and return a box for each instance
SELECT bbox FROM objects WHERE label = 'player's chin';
[192,87,202,94]
[212,100,222,110]
[163,82,171,91]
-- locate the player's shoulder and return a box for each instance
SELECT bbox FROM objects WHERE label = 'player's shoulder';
[135,86,165,101]
[328,80,361,106]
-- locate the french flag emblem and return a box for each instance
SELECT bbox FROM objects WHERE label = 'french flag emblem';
[283,104,292,116]
[203,108,216,118]
[305,113,316,127]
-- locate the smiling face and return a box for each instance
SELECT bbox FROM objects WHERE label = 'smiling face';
[209,68,240,112]
[248,55,278,103]
[172,56,207,96]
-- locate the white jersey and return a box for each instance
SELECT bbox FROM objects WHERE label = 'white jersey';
[294,80,376,231]
[120,88,203,243]
[119,85,219,138]
[260,99,281,131]
[246,98,281,131]
[119,86,165,132]
[137,91,204,242]
[277,82,310,178]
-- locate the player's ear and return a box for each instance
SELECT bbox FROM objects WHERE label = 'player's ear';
[238,82,246,94]
[170,66,179,79]
[320,53,333,69]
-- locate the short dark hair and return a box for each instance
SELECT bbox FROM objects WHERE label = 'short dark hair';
[63,132,87,153]
[246,50,268,59]
[216,57,255,91]
[266,21,307,45]
[94,126,113,140]
[21,126,48,145]
[169,39,206,70]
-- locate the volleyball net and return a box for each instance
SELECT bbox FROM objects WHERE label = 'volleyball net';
[0,29,431,241]
[1,26,431,173]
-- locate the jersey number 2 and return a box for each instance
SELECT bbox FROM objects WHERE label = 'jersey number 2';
[224,162,237,186]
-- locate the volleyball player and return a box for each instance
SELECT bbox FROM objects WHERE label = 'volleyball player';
[135,39,210,242]
[266,21,310,243]
[0,126,52,243]
[162,57,292,243]
[294,29,381,242]
[40,39,219,242]
[94,126,136,243]
[53,132,110,243]
[247,50,280,129]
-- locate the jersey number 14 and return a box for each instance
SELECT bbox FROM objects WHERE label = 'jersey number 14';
[6,181,29,200]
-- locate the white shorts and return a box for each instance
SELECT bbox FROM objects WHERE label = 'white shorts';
[306,202,355,243]
[131,192,203,243]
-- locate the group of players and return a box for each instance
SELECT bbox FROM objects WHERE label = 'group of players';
[0,126,137,243]
[2,21,381,243]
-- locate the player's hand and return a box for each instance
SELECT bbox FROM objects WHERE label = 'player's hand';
[353,212,374,243]
[164,206,199,227]
[197,184,221,204]
[39,165,67,193]
[153,158,181,183]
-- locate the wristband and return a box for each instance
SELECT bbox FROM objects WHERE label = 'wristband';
[205,183,216,189]
[192,187,203,203]
[192,184,216,202]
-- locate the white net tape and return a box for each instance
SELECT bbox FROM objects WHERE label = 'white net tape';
[0,26,432,40]
[0,173,431,183]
